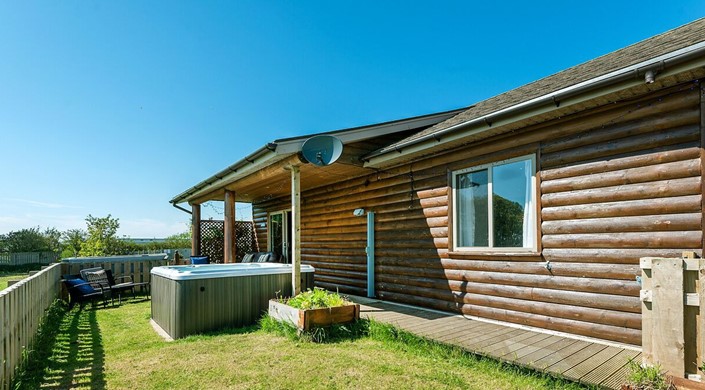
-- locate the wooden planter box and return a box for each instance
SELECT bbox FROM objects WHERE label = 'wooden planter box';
[268,299,360,331]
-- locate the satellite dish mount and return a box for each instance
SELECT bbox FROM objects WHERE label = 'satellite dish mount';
[299,135,344,166]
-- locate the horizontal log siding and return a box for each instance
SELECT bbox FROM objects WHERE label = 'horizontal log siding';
[252,83,702,345]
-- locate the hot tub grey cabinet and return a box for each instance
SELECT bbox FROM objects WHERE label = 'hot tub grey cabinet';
[151,264,314,339]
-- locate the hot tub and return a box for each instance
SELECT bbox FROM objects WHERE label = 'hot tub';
[150,263,314,339]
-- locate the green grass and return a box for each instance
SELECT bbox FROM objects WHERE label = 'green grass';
[14,301,592,389]
[0,272,31,290]
[0,264,46,290]
[624,359,675,390]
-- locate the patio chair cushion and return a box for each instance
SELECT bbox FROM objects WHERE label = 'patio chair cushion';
[257,253,271,262]
[190,256,209,265]
[84,269,111,289]
[241,253,254,263]
[64,278,97,295]
[79,267,103,280]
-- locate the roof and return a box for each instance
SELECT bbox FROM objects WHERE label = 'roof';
[367,17,705,160]
[170,107,465,205]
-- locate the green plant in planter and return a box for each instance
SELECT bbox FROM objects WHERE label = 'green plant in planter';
[624,359,674,390]
[285,288,347,309]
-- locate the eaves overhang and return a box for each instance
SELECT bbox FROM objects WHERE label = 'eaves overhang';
[170,107,466,205]
[362,41,705,169]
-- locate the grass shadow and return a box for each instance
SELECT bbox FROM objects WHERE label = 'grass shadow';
[13,301,107,389]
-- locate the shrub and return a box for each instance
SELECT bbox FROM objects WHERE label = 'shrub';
[625,359,674,390]
[284,288,347,310]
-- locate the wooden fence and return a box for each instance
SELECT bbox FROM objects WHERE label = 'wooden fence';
[640,256,704,381]
[61,254,169,284]
[0,263,62,389]
[0,252,59,266]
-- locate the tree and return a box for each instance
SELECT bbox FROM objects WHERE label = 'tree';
[42,227,63,253]
[79,214,121,256]
[164,231,191,249]
[0,227,53,252]
[61,229,86,258]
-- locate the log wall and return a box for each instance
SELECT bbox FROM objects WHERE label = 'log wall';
[253,82,704,345]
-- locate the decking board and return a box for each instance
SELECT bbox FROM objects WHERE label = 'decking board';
[480,329,542,356]
[352,296,636,390]
[581,349,640,386]
[487,332,554,359]
[515,337,582,367]
[563,346,623,381]
[543,343,607,374]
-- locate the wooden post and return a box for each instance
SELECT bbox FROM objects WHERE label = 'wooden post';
[700,261,705,379]
[191,203,201,257]
[651,258,685,375]
[224,190,236,263]
[291,165,301,295]
[641,258,654,366]
[641,257,705,379]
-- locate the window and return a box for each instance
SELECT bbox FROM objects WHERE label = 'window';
[452,155,537,251]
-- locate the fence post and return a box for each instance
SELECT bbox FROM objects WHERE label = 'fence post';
[641,256,704,381]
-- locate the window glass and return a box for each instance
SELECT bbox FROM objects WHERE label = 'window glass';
[269,213,283,257]
[453,155,535,250]
[456,169,488,247]
[493,159,531,247]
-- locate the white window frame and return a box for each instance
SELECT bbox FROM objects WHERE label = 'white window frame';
[451,154,537,252]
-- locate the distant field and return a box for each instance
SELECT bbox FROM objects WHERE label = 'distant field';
[0,272,30,290]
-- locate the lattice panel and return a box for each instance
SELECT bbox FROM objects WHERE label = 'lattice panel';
[235,221,259,261]
[199,220,259,263]
[200,220,224,263]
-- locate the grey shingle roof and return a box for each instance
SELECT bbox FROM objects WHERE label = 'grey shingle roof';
[375,17,705,155]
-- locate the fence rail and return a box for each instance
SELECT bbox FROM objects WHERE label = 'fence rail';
[0,263,62,389]
[0,252,59,266]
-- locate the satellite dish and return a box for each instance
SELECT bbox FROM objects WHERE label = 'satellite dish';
[300,135,343,166]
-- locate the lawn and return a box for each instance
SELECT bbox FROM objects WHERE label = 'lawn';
[15,300,590,389]
[0,264,47,290]
[0,271,33,290]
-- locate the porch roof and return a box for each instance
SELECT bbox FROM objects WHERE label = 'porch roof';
[170,107,465,205]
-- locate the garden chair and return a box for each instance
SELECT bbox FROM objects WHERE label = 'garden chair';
[80,267,137,304]
[62,276,108,309]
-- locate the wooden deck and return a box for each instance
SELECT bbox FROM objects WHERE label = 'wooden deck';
[350,296,640,390]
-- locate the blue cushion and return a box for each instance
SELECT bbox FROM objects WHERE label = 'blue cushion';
[190,256,209,265]
[65,278,97,294]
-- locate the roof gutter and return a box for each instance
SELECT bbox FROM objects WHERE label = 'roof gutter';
[170,142,277,205]
[363,40,705,162]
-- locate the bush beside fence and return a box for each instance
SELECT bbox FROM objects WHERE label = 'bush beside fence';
[0,263,62,389]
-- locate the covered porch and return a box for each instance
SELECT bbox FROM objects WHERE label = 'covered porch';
[170,109,463,294]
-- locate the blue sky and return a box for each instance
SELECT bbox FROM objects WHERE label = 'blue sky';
[0,1,702,238]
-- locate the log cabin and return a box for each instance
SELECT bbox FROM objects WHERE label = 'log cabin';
[171,18,705,347]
